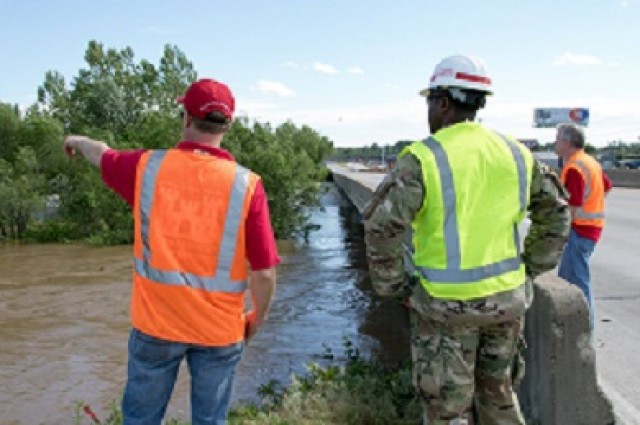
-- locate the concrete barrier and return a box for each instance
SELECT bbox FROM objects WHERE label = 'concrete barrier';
[519,273,615,425]
[331,168,616,425]
[606,169,640,188]
[331,172,372,212]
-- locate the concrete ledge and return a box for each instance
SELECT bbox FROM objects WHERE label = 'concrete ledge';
[331,172,371,213]
[519,273,615,424]
[606,169,640,189]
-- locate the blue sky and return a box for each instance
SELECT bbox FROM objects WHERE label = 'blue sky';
[1,0,639,147]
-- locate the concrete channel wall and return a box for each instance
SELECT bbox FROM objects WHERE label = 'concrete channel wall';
[331,169,616,425]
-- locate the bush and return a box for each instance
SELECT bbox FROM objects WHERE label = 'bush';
[228,338,420,424]
[67,340,419,425]
[24,220,82,243]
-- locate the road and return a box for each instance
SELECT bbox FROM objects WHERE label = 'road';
[592,188,640,424]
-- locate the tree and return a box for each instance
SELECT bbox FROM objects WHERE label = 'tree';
[224,119,333,238]
[0,103,21,162]
[38,40,196,144]
[33,41,198,244]
[0,147,45,238]
[2,40,334,243]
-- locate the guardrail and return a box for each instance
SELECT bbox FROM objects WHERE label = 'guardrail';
[606,169,640,188]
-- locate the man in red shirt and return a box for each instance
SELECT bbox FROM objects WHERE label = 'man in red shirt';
[64,78,280,424]
[554,123,611,330]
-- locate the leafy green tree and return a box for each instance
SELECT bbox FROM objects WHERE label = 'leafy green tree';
[32,41,198,244]
[0,103,21,162]
[2,40,333,243]
[224,119,333,239]
[17,113,66,181]
[584,143,597,155]
[38,40,195,143]
[0,147,45,238]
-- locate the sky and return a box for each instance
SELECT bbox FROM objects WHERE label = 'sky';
[1,0,639,148]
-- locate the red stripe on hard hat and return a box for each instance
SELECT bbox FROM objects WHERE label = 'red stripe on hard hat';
[455,72,491,85]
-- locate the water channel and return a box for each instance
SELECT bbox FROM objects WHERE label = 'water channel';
[0,184,410,424]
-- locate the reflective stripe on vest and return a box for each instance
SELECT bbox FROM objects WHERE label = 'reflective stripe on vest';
[136,150,249,293]
[573,159,605,220]
[415,134,527,284]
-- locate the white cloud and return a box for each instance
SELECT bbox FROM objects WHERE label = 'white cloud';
[313,62,340,75]
[553,52,603,66]
[283,61,300,69]
[236,99,280,114]
[237,93,640,148]
[237,97,427,146]
[620,1,630,7]
[255,80,296,97]
[283,61,362,75]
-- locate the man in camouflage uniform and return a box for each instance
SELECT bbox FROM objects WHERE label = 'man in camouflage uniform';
[363,54,570,424]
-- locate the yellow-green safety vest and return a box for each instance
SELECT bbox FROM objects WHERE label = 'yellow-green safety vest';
[401,122,534,300]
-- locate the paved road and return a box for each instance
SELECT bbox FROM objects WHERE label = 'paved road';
[592,188,640,424]
[329,164,640,423]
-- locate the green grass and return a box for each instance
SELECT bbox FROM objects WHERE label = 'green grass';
[68,339,420,425]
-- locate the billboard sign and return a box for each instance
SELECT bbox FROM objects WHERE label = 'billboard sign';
[533,108,589,128]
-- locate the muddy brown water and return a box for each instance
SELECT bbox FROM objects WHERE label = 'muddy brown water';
[0,185,409,424]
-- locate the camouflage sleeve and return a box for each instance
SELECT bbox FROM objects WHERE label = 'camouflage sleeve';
[363,153,424,299]
[522,160,571,278]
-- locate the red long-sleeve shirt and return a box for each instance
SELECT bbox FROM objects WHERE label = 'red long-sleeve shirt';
[100,141,281,270]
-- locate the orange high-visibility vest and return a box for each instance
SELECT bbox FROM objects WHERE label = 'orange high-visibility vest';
[560,150,605,228]
[131,149,259,346]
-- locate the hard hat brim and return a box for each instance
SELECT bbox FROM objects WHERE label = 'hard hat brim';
[418,86,493,97]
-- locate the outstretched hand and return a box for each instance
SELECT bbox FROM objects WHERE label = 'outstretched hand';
[64,135,91,157]
[64,145,76,158]
[63,135,110,167]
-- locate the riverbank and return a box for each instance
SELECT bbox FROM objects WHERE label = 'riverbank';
[0,185,411,424]
[70,343,419,425]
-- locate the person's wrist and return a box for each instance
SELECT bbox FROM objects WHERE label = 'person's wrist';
[253,314,265,328]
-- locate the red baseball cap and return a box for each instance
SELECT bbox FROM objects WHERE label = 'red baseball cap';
[177,79,235,120]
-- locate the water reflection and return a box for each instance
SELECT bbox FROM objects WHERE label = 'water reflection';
[236,186,409,404]
[0,184,409,424]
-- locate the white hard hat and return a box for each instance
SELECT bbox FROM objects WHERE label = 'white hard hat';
[419,54,493,97]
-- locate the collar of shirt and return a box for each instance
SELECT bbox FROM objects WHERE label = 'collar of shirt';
[176,141,235,161]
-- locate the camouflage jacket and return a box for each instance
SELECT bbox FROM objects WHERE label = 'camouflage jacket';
[363,145,570,322]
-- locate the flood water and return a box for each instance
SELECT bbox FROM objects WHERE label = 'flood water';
[0,184,410,424]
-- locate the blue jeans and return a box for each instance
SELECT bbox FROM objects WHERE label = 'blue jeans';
[122,328,243,425]
[558,229,597,328]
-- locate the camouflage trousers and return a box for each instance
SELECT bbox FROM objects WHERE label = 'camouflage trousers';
[410,311,525,425]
